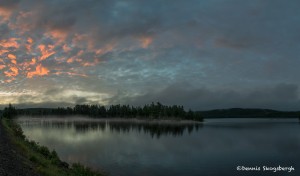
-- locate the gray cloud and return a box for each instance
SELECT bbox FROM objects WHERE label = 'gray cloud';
[113,83,299,111]
[0,23,9,36]
[0,0,20,9]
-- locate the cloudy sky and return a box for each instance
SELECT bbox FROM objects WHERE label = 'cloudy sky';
[0,0,300,110]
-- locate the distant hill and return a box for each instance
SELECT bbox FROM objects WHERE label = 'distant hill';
[198,108,300,118]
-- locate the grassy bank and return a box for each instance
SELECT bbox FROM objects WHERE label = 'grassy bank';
[1,118,105,176]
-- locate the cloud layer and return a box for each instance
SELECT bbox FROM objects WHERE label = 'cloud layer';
[1,0,300,110]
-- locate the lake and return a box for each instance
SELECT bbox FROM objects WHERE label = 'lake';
[17,117,300,176]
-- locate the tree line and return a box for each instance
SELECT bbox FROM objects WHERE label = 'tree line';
[3,102,203,121]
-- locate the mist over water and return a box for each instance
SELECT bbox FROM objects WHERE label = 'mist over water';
[17,117,300,176]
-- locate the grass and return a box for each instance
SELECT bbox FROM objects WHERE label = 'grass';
[1,118,105,176]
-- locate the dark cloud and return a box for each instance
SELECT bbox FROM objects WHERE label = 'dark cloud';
[114,83,299,111]
[0,0,20,9]
[0,23,9,35]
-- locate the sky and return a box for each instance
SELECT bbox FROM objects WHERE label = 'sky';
[0,0,300,111]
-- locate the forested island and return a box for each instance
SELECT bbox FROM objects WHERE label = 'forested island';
[1,102,203,121]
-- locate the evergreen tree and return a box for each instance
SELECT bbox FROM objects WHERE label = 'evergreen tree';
[3,103,17,118]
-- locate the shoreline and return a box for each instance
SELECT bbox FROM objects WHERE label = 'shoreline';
[1,118,106,176]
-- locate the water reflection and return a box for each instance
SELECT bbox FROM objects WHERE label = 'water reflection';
[17,117,300,176]
[18,118,202,138]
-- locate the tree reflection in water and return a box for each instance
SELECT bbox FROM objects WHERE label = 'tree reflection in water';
[20,119,202,138]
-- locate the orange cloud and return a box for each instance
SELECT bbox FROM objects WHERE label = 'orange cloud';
[7,54,17,64]
[77,50,84,56]
[67,58,74,63]
[11,60,17,64]
[10,67,18,75]
[63,44,72,53]
[0,38,20,48]
[140,37,153,48]
[30,58,36,65]
[19,58,36,68]
[95,43,115,55]
[4,66,19,77]
[38,44,56,61]
[81,58,99,67]
[48,44,55,50]
[38,44,45,52]
[0,49,9,55]
[27,64,50,78]
[46,29,68,46]
[7,54,17,59]
[0,65,6,69]
[5,78,15,83]
[67,57,85,64]
[62,50,85,65]
[0,7,12,23]
[25,37,34,52]
[27,37,33,44]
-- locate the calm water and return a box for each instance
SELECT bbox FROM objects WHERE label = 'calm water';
[17,117,300,176]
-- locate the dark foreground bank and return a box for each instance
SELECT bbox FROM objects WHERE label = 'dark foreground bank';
[0,119,40,176]
[0,118,105,176]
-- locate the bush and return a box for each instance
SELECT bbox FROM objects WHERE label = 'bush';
[29,155,38,163]
[71,163,102,176]
[39,146,51,158]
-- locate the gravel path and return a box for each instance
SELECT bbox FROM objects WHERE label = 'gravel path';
[0,120,40,176]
